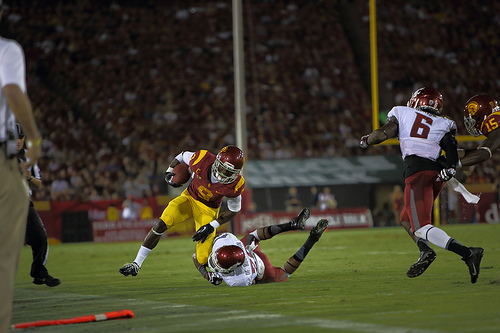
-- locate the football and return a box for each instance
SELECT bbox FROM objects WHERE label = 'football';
[171,163,191,185]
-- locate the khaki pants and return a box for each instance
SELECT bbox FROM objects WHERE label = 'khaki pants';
[0,153,29,333]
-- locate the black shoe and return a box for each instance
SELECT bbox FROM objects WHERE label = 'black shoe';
[33,275,61,287]
[309,219,329,242]
[290,208,311,230]
[407,249,436,278]
[119,262,140,276]
[462,247,484,284]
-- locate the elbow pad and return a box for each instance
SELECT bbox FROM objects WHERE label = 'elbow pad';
[227,196,242,212]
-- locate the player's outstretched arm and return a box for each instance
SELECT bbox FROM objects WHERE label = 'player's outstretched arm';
[192,253,222,285]
[360,119,398,148]
[460,128,500,166]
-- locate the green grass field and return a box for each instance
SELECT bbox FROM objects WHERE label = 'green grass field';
[11,224,500,332]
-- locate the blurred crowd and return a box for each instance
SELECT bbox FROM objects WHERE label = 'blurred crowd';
[1,0,498,201]
[357,0,500,184]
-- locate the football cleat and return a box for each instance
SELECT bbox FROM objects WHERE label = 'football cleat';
[119,262,140,277]
[290,207,311,230]
[462,247,484,284]
[33,275,61,287]
[309,219,329,242]
[406,249,436,278]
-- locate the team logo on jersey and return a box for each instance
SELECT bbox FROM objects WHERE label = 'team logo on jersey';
[467,101,479,115]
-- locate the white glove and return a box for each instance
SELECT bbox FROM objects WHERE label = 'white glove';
[207,271,223,285]
[246,240,258,253]
[359,135,369,149]
[438,168,456,182]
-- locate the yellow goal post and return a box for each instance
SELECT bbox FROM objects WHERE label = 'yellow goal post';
[368,0,485,226]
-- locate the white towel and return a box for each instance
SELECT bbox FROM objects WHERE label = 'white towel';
[447,178,480,204]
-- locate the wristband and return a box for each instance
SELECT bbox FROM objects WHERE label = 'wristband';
[382,129,389,140]
[27,176,33,182]
[26,137,42,148]
[166,166,174,173]
[209,220,221,229]
[478,146,492,158]
[151,227,164,236]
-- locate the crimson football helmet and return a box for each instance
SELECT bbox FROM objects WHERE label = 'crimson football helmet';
[464,94,500,137]
[407,87,443,114]
[208,245,245,274]
[212,145,245,184]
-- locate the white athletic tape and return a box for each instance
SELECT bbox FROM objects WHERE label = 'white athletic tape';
[94,314,107,321]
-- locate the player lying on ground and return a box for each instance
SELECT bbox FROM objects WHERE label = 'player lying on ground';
[360,87,484,284]
[193,207,329,286]
[119,146,245,277]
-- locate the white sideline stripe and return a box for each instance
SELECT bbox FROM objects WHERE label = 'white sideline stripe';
[129,298,444,333]
[298,319,442,333]
[159,309,443,333]
[366,251,414,255]
[211,315,443,333]
[15,291,444,333]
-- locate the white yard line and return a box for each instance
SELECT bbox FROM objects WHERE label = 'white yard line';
[13,290,445,333]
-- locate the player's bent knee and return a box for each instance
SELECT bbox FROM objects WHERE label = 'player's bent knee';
[196,252,209,265]
[414,225,433,240]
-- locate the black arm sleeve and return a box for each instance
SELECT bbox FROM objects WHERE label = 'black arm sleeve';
[439,132,458,168]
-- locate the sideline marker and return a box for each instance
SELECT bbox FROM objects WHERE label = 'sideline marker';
[11,309,134,329]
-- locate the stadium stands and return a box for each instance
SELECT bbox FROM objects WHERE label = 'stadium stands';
[2,0,498,200]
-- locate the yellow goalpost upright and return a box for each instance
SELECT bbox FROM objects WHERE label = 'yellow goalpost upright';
[368,0,484,226]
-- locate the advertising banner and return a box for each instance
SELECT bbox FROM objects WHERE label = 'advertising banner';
[92,219,158,243]
[233,208,373,235]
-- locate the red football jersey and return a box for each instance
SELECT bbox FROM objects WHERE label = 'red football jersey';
[187,150,245,209]
[480,112,500,137]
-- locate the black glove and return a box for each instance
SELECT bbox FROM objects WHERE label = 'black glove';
[207,271,223,285]
[164,171,181,188]
[439,168,456,182]
[192,223,215,243]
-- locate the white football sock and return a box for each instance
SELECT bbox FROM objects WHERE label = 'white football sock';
[134,246,152,267]
[415,225,451,249]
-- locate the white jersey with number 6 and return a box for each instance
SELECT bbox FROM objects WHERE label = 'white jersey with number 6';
[388,106,457,161]
[211,233,258,287]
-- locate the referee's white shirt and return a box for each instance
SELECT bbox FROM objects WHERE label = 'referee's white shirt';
[0,37,27,142]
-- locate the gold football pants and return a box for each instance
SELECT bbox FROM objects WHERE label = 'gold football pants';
[160,189,218,265]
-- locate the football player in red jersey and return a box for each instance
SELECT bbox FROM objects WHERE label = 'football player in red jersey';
[360,87,484,284]
[459,94,500,166]
[119,146,246,277]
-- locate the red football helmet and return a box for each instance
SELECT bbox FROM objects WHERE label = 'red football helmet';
[212,146,245,184]
[464,94,500,137]
[208,245,245,274]
[407,87,443,114]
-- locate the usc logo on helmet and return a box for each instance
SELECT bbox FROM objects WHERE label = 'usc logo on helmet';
[467,101,480,116]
